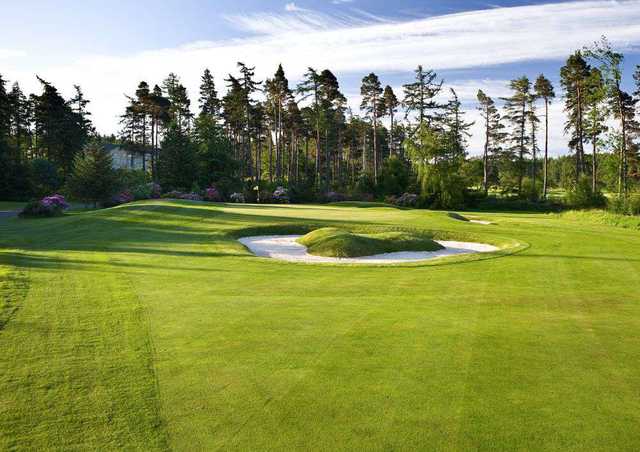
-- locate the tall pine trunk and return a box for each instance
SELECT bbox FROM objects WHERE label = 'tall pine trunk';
[543,99,549,200]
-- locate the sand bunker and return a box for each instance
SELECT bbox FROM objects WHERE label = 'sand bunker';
[239,235,499,264]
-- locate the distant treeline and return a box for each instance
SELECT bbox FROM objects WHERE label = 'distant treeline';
[1,36,639,208]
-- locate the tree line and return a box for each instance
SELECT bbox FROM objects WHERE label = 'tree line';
[1,37,639,208]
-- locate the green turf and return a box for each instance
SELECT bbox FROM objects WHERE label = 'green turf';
[1,200,640,450]
[0,201,26,211]
[297,227,444,257]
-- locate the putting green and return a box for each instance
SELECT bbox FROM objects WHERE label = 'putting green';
[1,200,639,450]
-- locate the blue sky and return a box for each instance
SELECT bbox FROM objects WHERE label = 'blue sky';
[2,0,640,154]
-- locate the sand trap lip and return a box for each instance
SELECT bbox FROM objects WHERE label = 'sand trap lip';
[238,235,499,264]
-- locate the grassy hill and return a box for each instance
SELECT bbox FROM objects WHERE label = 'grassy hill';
[1,200,639,450]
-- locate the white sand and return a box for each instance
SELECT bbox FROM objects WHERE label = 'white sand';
[469,219,492,225]
[238,235,499,264]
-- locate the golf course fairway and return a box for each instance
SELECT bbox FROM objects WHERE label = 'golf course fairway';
[1,200,639,450]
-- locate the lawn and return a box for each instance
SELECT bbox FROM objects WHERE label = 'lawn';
[1,200,639,450]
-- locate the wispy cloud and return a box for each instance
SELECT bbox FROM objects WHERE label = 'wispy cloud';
[5,0,640,154]
[224,7,387,34]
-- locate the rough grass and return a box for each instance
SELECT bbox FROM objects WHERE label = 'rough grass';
[561,209,640,230]
[1,200,640,450]
[297,227,444,257]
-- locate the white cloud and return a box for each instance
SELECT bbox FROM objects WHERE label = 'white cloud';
[284,3,301,12]
[0,49,26,59]
[5,0,640,155]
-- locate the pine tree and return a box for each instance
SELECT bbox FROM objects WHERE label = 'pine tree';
[583,68,608,192]
[477,89,506,193]
[533,74,555,198]
[527,95,540,197]
[383,86,399,155]
[67,145,118,207]
[8,82,31,160]
[236,62,262,179]
[585,37,635,195]
[69,85,93,135]
[157,125,198,191]
[31,77,88,175]
[297,68,323,187]
[360,73,383,182]
[319,69,346,185]
[442,88,473,162]
[265,64,290,182]
[561,52,591,183]
[402,66,442,131]
[199,68,220,118]
[502,76,532,195]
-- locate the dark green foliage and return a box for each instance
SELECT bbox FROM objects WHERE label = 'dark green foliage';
[67,145,118,207]
[379,155,410,196]
[194,115,241,197]
[28,159,61,198]
[31,77,90,175]
[157,126,198,192]
[566,175,606,208]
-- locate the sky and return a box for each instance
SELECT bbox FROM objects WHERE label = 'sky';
[2,0,640,156]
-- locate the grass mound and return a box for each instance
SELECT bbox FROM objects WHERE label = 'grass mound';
[297,227,444,258]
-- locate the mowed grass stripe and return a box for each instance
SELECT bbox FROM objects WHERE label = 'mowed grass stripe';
[0,249,169,451]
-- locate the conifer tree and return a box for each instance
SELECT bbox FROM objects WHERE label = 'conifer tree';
[584,68,608,192]
[297,68,323,187]
[502,76,532,195]
[7,82,31,160]
[402,66,442,130]
[199,68,220,118]
[443,88,473,162]
[585,37,635,194]
[477,89,506,193]
[528,95,540,197]
[383,86,399,155]
[560,52,591,183]
[67,145,118,207]
[360,73,383,182]
[534,75,555,198]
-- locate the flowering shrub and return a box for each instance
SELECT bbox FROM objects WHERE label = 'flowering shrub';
[272,186,290,204]
[20,194,69,218]
[230,192,245,203]
[41,194,70,210]
[132,182,161,200]
[204,187,222,202]
[117,191,134,204]
[180,192,203,201]
[161,190,203,201]
[391,193,418,207]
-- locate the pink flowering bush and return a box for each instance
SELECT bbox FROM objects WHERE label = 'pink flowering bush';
[204,187,222,202]
[161,190,203,201]
[20,194,69,218]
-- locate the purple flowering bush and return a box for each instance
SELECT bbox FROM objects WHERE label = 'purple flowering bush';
[204,187,222,202]
[20,194,69,218]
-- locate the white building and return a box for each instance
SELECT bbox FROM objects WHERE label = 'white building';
[103,144,152,171]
